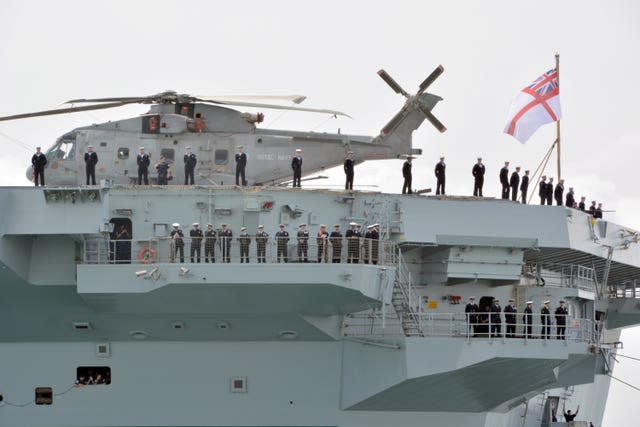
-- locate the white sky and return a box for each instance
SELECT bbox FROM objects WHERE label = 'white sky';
[0,1,639,425]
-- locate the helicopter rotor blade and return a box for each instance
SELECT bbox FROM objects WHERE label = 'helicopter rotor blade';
[196,95,307,104]
[198,98,351,118]
[0,101,139,122]
[381,109,408,136]
[418,105,447,133]
[64,97,149,104]
[377,69,409,97]
[417,65,444,94]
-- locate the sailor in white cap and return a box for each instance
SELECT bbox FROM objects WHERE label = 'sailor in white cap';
[170,223,185,263]
[204,223,216,263]
[189,222,203,263]
[330,224,343,263]
[255,225,269,263]
[523,301,533,338]
[184,146,197,185]
[275,224,290,263]
[472,157,485,197]
[137,147,150,185]
[297,223,309,262]
[218,223,233,263]
[490,299,502,337]
[238,226,251,263]
[291,149,303,188]
[465,296,479,336]
[84,144,98,185]
[344,151,355,190]
[370,223,380,265]
[435,156,446,195]
[504,298,517,338]
[363,224,374,264]
[541,300,551,339]
[346,222,359,264]
[31,146,47,187]
[235,145,248,186]
[316,224,329,263]
[555,300,568,340]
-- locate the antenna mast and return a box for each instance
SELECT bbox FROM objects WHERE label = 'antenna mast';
[555,53,561,180]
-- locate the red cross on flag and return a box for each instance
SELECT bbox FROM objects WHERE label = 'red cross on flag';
[504,69,561,143]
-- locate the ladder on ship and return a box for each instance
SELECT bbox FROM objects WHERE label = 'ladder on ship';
[391,250,424,337]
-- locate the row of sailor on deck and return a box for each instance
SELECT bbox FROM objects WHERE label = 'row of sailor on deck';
[464,297,570,339]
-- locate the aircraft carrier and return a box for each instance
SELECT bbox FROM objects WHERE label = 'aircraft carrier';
[1,183,638,427]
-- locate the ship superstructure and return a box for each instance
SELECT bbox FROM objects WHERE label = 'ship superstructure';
[1,184,639,427]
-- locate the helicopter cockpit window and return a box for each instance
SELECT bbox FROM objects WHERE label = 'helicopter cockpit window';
[142,115,160,134]
[214,149,228,165]
[118,148,129,159]
[160,148,175,161]
[46,139,76,161]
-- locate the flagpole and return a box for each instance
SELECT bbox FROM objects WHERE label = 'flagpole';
[555,53,561,180]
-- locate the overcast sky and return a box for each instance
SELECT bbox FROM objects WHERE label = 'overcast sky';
[1,1,639,425]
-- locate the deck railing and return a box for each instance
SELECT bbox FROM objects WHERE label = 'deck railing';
[522,263,596,292]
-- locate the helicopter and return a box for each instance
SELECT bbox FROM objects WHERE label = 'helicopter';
[0,67,446,187]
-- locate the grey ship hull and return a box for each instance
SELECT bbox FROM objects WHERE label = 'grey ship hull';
[1,185,637,426]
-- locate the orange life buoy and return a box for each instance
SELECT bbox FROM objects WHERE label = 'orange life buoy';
[138,246,157,264]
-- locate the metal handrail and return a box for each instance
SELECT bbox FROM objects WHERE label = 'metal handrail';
[522,262,596,292]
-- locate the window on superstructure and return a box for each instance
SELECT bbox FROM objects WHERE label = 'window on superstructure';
[76,366,111,385]
[161,148,175,161]
[35,387,53,405]
[118,148,129,159]
[215,149,228,165]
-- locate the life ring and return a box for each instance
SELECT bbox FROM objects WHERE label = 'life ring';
[138,246,157,264]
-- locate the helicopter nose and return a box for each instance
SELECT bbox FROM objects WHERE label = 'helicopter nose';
[26,166,34,183]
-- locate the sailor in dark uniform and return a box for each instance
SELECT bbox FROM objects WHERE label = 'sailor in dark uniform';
[343,151,355,190]
[499,161,510,199]
[595,203,603,219]
[538,176,547,205]
[189,223,203,263]
[554,178,565,206]
[137,147,150,185]
[330,224,343,263]
[565,187,575,208]
[509,166,520,202]
[363,225,373,264]
[541,300,551,339]
[523,301,533,338]
[588,200,597,216]
[555,300,568,340]
[520,170,529,204]
[84,145,98,185]
[472,157,485,197]
[291,149,303,188]
[170,223,185,263]
[296,223,309,262]
[31,146,47,187]
[370,224,380,265]
[204,223,217,263]
[435,156,446,195]
[275,224,289,263]
[465,296,479,336]
[490,299,502,337]
[346,222,358,263]
[316,224,329,263]
[235,145,248,186]
[402,157,413,194]
[255,225,269,263]
[545,177,554,205]
[184,146,197,185]
[218,223,233,263]
[238,226,251,263]
[578,196,586,211]
[504,298,517,338]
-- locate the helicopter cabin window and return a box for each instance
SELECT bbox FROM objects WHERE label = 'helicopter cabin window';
[176,103,194,118]
[215,149,229,165]
[142,115,160,134]
[160,148,175,161]
[118,147,129,159]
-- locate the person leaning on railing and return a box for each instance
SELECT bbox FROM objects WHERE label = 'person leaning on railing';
[170,223,185,263]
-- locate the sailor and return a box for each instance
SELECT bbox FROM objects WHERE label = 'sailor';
[344,151,355,190]
[275,224,290,263]
[588,200,597,216]
[189,223,203,263]
[346,222,359,264]
[402,157,413,194]
[184,146,197,185]
[538,176,547,205]
[523,301,533,338]
[84,145,98,185]
[554,178,565,206]
[31,146,47,187]
[297,223,309,263]
[155,156,170,185]
[291,149,303,188]
[595,203,603,219]
[363,225,373,264]
[370,224,380,265]
[545,177,554,205]
[435,156,446,195]
[255,225,269,263]
[499,161,510,199]
[510,166,520,202]
[238,226,251,263]
[204,223,217,263]
[472,157,485,197]
[555,300,568,340]
[235,145,248,186]
[563,405,580,422]
[490,298,502,337]
[504,298,517,338]
[316,224,329,263]
[330,224,343,263]
[465,296,479,336]
[170,223,185,263]
[578,196,586,211]
[137,147,150,185]
[479,305,490,337]
[541,300,551,339]
[520,170,529,204]
[218,223,233,263]
[565,187,575,208]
